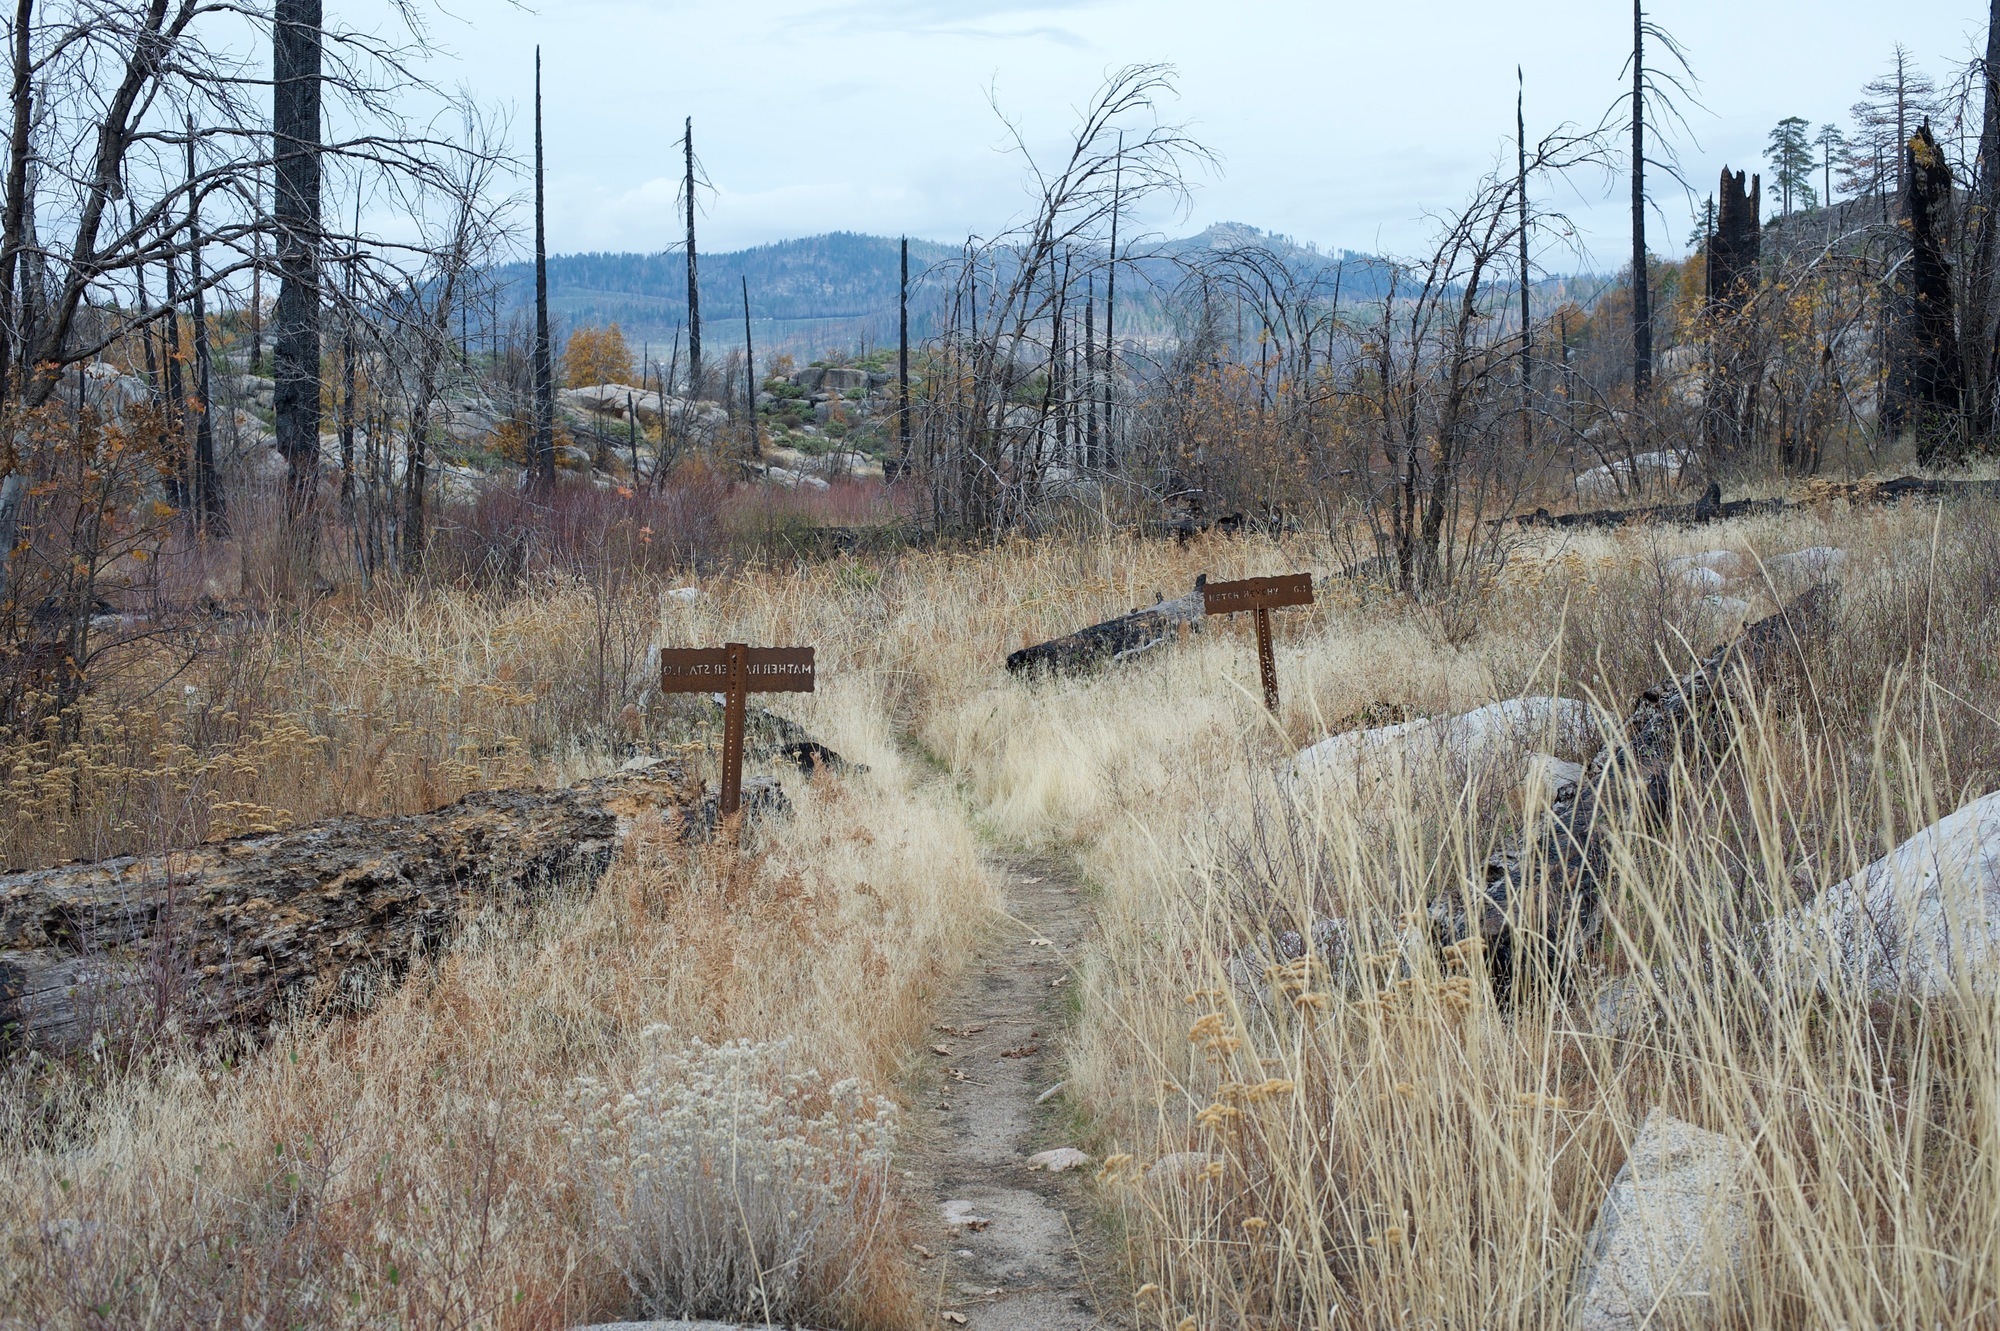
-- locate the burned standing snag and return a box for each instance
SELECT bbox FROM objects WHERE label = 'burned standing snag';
[0,760,700,1054]
[1434,585,1835,998]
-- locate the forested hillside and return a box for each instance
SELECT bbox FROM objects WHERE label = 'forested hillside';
[490,224,1430,361]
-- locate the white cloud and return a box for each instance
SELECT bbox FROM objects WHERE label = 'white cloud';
[384,0,1988,270]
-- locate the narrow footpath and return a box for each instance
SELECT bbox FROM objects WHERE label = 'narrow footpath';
[905,859,1121,1331]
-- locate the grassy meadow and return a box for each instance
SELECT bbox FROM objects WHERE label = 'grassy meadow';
[6,488,2000,1327]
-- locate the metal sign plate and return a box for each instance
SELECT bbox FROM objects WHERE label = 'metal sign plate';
[657,647,733,692]
[659,645,816,693]
[742,646,816,693]
[1202,573,1314,615]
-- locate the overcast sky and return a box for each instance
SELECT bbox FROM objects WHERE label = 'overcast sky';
[392,0,1988,270]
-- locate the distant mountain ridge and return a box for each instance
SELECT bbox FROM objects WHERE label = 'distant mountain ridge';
[489,224,1596,363]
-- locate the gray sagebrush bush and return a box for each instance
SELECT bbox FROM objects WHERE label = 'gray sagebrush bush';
[564,1030,899,1324]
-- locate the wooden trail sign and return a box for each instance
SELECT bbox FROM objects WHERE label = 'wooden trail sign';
[659,643,815,816]
[1202,573,1314,712]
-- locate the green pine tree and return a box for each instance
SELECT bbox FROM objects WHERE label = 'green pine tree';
[1765,116,1818,216]
[1688,195,1716,252]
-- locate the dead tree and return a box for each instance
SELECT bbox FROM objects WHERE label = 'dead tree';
[186,120,222,533]
[391,111,506,572]
[1618,3,1698,446]
[273,0,323,515]
[897,235,910,468]
[915,66,1209,536]
[1433,584,1836,999]
[684,117,701,399]
[1964,0,2000,441]
[1886,123,1966,460]
[1702,167,1762,464]
[530,48,556,486]
[741,274,757,457]
[1628,0,1652,410]
[1517,67,1532,460]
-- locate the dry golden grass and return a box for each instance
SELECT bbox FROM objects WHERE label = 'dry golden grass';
[0,570,994,1328]
[9,491,2000,1327]
[932,502,2000,1329]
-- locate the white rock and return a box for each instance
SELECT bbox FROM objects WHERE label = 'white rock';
[1765,545,1846,578]
[1525,752,1585,801]
[1672,564,1727,592]
[1771,788,2000,997]
[763,463,831,491]
[1666,549,1743,578]
[241,445,289,483]
[1570,1108,1749,1331]
[1025,1147,1092,1172]
[1285,697,1592,789]
[665,586,702,604]
[1146,1151,1217,1181]
[940,1199,991,1231]
[1699,595,1751,626]
[1575,450,1690,499]
[559,383,642,416]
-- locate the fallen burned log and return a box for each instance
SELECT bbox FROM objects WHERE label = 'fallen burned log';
[1433,584,1834,997]
[1006,575,1208,676]
[1514,482,1785,530]
[0,758,701,1053]
[1798,475,2000,506]
[1514,475,2000,532]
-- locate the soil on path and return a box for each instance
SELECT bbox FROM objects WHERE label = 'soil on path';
[903,859,1123,1331]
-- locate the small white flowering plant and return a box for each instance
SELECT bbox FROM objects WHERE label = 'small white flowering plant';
[564,1029,900,1325]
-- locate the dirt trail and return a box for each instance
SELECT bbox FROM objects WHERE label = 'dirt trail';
[905,859,1121,1331]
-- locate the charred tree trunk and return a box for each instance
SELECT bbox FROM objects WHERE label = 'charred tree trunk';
[1629,0,1653,417]
[272,0,322,516]
[684,118,701,401]
[1433,586,1836,999]
[1889,124,1967,462]
[1518,67,1532,460]
[0,0,29,410]
[1104,137,1120,461]
[740,274,758,458]
[530,48,556,487]
[339,192,358,512]
[1083,278,1098,469]
[897,235,910,470]
[186,122,222,534]
[1704,168,1761,463]
[162,247,189,510]
[0,760,700,1054]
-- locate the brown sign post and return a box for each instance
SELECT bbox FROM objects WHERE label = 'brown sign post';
[659,643,816,816]
[1202,573,1314,712]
